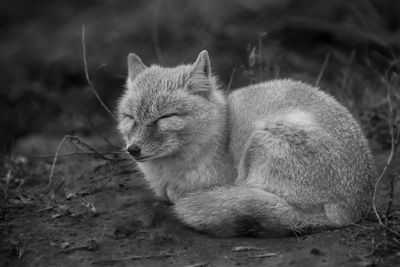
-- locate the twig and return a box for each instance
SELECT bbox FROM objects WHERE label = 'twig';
[382,224,400,238]
[385,74,399,219]
[250,253,277,258]
[232,246,265,252]
[92,252,174,264]
[151,0,164,64]
[48,135,71,187]
[68,136,120,161]
[315,51,330,86]
[81,25,117,121]
[48,135,130,188]
[372,75,398,225]
[2,170,11,199]
[80,197,97,216]
[31,151,129,160]
[226,68,236,94]
[257,32,267,80]
[341,50,355,92]
[182,263,208,267]
[385,172,399,221]
[350,223,375,230]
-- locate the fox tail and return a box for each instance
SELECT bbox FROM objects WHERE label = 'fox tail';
[174,186,352,237]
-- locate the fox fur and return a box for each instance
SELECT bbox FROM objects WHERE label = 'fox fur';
[117,50,376,237]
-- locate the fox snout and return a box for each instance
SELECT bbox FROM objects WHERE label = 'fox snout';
[127,144,143,160]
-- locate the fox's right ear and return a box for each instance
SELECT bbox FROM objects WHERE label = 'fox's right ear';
[127,53,147,82]
[187,50,212,98]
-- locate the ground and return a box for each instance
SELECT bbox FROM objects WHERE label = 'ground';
[0,137,400,267]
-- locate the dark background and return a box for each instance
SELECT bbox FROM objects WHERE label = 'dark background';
[1,0,399,154]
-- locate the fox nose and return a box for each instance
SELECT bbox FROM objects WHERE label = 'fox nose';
[127,144,141,158]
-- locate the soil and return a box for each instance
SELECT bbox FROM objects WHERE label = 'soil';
[1,140,400,267]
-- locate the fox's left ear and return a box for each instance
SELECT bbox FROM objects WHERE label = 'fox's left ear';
[187,50,212,97]
[127,53,147,83]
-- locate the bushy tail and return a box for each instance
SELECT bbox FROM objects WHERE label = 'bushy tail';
[174,186,341,237]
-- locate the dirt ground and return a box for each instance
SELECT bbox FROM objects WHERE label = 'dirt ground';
[1,138,400,267]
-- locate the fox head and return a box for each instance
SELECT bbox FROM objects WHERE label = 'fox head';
[117,51,226,162]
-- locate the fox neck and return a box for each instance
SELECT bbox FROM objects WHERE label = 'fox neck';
[175,93,233,170]
[137,96,236,202]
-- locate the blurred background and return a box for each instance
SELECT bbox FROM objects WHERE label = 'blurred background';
[1,0,399,156]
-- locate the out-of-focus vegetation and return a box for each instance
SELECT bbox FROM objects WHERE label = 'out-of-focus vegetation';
[1,0,400,153]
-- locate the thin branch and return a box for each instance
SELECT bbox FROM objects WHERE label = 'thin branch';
[257,32,267,80]
[151,0,164,64]
[31,151,129,161]
[232,246,265,252]
[382,223,400,238]
[81,25,117,121]
[48,135,132,188]
[385,173,397,221]
[226,68,236,94]
[340,50,356,92]
[48,135,71,187]
[69,136,116,161]
[384,74,399,219]
[372,76,398,225]
[315,51,330,86]
[182,263,208,267]
[250,253,277,258]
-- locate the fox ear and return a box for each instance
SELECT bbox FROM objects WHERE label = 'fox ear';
[127,53,147,82]
[187,50,212,96]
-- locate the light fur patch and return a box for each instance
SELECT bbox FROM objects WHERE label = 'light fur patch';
[126,78,133,90]
[255,110,315,130]
[283,110,314,128]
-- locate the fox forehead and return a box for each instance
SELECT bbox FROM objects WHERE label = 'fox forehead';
[131,65,191,93]
[122,65,196,116]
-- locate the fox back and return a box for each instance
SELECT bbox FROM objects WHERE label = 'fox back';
[228,80,376,214]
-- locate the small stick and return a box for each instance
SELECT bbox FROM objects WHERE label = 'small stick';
[92,252,174,264]
[68,136,123,161]
[383,224,400,238]
[385,74,399,220]
[151,0,164,64]
[372,75,398,225]
[227,68,236,94]
[258,32,267,80]
[340,50,355,92]
[182,263,208,267]
[250,253,277,258]
[82,25,117,121]
[48,135,129,187]
[232,246,265,252]
[315,51,330,86]
[48,135,71,187]
[31,151,129,160]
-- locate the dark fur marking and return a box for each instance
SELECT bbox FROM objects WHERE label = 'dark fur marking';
[234,215,264,237]
[234,215,291,238]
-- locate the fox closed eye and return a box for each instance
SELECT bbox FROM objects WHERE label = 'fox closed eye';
[157,113,179,121]
[121,113,136,128]
[122,113,134,120]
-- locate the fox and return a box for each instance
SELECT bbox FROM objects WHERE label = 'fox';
[117,50,377,237]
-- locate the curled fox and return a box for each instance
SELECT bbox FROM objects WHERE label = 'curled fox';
[117,50,376,237]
